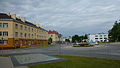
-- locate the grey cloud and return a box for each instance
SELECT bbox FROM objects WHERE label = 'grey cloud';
[0,0,120,36]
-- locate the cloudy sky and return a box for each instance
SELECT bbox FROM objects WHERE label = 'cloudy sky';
[0,0,120,36]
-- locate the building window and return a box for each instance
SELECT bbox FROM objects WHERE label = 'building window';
[20,25,23,30]
[20,33,23,37]
[100,35,102,37]
[0,23,2,27]
[15,40,18,45]
[95,35,98,37]
[3,23,8,28]
[24,26,27,30]
[28,27,30,31]
[32,28,33,32]
[0,32,2,36]
[32,34,33,38]
[95,38,98,39]
[104,38,107,39]
[3,32,8,36]
[104,35,107,37]
[0,40,8,45]
[28,34,30,38]
[15,32,18,37]
[15,24,18,29]
[100,38,102,39]
[24,33,27,37]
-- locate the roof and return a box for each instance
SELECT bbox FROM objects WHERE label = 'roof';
[0,13,47,32]
[48,30,59,34]
[0,13,12,19]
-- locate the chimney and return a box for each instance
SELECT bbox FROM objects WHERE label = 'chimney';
[20,17,26,22]
[10,14,16,19]
[7,13,10,16]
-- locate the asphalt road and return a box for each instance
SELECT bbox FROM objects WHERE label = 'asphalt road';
[0,43,120,60]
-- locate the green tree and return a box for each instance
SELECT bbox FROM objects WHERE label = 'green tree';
[72,35,80,43]
[109,21,120,42]
[72,34,88,43]
[65,39,70,42]
[48,38,52,44]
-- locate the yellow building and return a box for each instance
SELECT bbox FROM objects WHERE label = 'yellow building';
[48,30,59,43]
[0,13,48,49]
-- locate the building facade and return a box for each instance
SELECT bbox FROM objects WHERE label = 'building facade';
[88,33,109,42]
[0,13,48,49]
[48,30,60,43]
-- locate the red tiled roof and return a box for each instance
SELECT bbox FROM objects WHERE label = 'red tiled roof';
[48,30,59,34]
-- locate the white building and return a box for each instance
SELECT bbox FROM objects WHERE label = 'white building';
[88,33,109,42]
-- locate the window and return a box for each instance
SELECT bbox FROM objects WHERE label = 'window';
[0,23,2,27]
[0,40,8,45]
[3,32,8,36]
[32,34,33,38]
[24,26,27,30]
[28,34,30,38]
[104,38,107,39]
[15,24,18,29]
[104,35,107,37]
[32,28,33,32]
[20,25,23,30]
[0,32,2,36]
[3,23,8,28]
[15,32,18,37]
[100,35,102,37]
[20,33,23,37]
[100,38,102,39]
[15,40,18,45]
[95,38,98,39]
[95,35,98,37]
[28,27,30,31]
[24,33,27,37]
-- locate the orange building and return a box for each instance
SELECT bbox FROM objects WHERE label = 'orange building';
[0,13,48,49]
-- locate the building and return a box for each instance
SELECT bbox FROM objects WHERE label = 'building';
[0,13,48,49]
[62,36,72,42]
[48,30,60,43]
[88,33,109,42]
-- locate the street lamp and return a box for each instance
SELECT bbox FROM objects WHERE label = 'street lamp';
[1,37,4,56]
[58,34,62,54]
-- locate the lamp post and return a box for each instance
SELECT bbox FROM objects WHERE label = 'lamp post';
[58,34,62,54]
[1,37,4,56]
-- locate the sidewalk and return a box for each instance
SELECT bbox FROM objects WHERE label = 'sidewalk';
[0,57,28,68]
[0,57,14,68]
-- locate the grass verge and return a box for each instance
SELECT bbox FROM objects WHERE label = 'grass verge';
[29,55,120,68]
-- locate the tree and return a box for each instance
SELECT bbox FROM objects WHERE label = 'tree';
[72,34,88,43]
[65,39,70,42]
[48,38,52,44]
[109,21,120,42]
[72,35,80,43]
[84,34,88,39]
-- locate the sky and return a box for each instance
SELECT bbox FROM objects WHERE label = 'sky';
[0,0,120,36]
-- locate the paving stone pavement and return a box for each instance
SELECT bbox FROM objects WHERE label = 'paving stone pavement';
[10,54,63,66]
[0,57,28,68]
